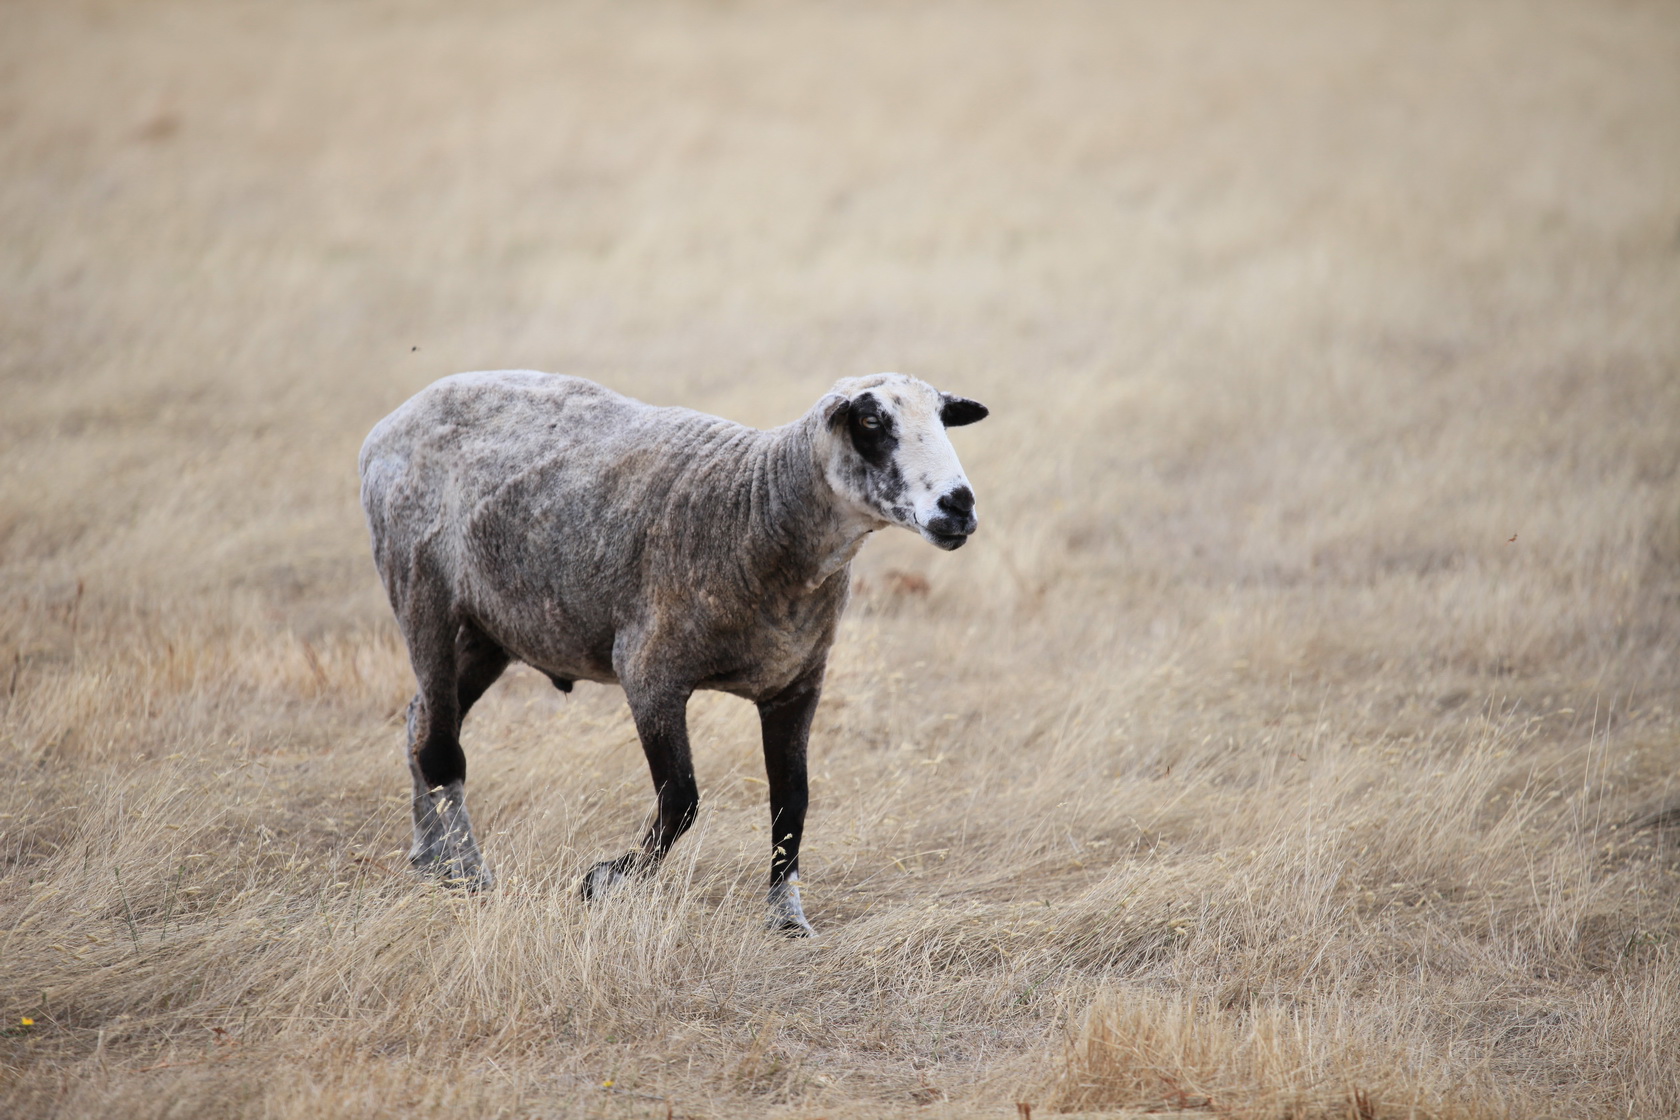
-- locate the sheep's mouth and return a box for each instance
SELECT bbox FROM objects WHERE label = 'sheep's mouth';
[927,528,969,551]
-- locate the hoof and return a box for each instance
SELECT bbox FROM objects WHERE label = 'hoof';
[580,860,628,901]
[411,852,495,892]
[766,877,815,937]
[767,913,816,938]
[442,863,496,892]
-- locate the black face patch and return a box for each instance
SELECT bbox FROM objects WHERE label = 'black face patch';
[844,392,905,505]
[846,393,897,466]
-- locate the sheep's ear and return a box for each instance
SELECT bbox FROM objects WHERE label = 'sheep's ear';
[939,394,988,427]
[822,393,852,427]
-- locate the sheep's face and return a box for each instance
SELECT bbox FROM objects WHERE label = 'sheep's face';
[821,373,988,550]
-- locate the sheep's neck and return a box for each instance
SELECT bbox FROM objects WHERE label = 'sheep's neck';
[805,526,873,590]
[749,421,878,595]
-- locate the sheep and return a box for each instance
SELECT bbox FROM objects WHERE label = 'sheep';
[358,370,988,935]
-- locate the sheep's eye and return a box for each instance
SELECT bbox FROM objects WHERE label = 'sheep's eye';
[859,414,881,430]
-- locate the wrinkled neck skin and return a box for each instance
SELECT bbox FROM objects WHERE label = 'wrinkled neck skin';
[745,406,885,594]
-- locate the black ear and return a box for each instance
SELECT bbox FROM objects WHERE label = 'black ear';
[939,394,988,427]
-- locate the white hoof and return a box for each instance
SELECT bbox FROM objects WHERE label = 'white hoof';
[581,861,628,901]
[767,876,815,937]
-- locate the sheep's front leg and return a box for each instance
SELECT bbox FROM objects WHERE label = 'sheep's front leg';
[759,674,822,936]
[581,685,698,899]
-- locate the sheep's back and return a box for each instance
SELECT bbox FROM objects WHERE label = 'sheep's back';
[359,370,761,680]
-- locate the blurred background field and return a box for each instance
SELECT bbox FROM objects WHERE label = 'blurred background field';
[2,1,1678,1116]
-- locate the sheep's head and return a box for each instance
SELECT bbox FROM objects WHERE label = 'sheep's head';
[819,373,988,550]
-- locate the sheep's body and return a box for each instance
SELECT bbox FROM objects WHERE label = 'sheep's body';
[362,372,852,703]
[360,370,986,934]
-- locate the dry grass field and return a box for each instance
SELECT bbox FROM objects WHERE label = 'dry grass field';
[3,1,1679,1116]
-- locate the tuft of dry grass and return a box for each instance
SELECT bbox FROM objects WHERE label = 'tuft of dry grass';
[3,1,1678,1116]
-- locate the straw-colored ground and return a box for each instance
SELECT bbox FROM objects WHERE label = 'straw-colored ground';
[3,1,1678,1116]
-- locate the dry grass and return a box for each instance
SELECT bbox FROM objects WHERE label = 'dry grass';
[3,1,1679,1116]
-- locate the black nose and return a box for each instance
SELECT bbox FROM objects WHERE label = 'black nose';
[938,486,975,515]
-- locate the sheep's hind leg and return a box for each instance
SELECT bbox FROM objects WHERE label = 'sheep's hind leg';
[581,683,698,900]
[405,621,506,891]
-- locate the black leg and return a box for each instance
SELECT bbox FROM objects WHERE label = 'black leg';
[410,676,465,790]
[581,683,698,899]
[759,671,822,936]
[454,621,511,718]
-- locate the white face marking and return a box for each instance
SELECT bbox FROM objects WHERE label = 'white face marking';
[822,373,979,551]
[886,388,972,540]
